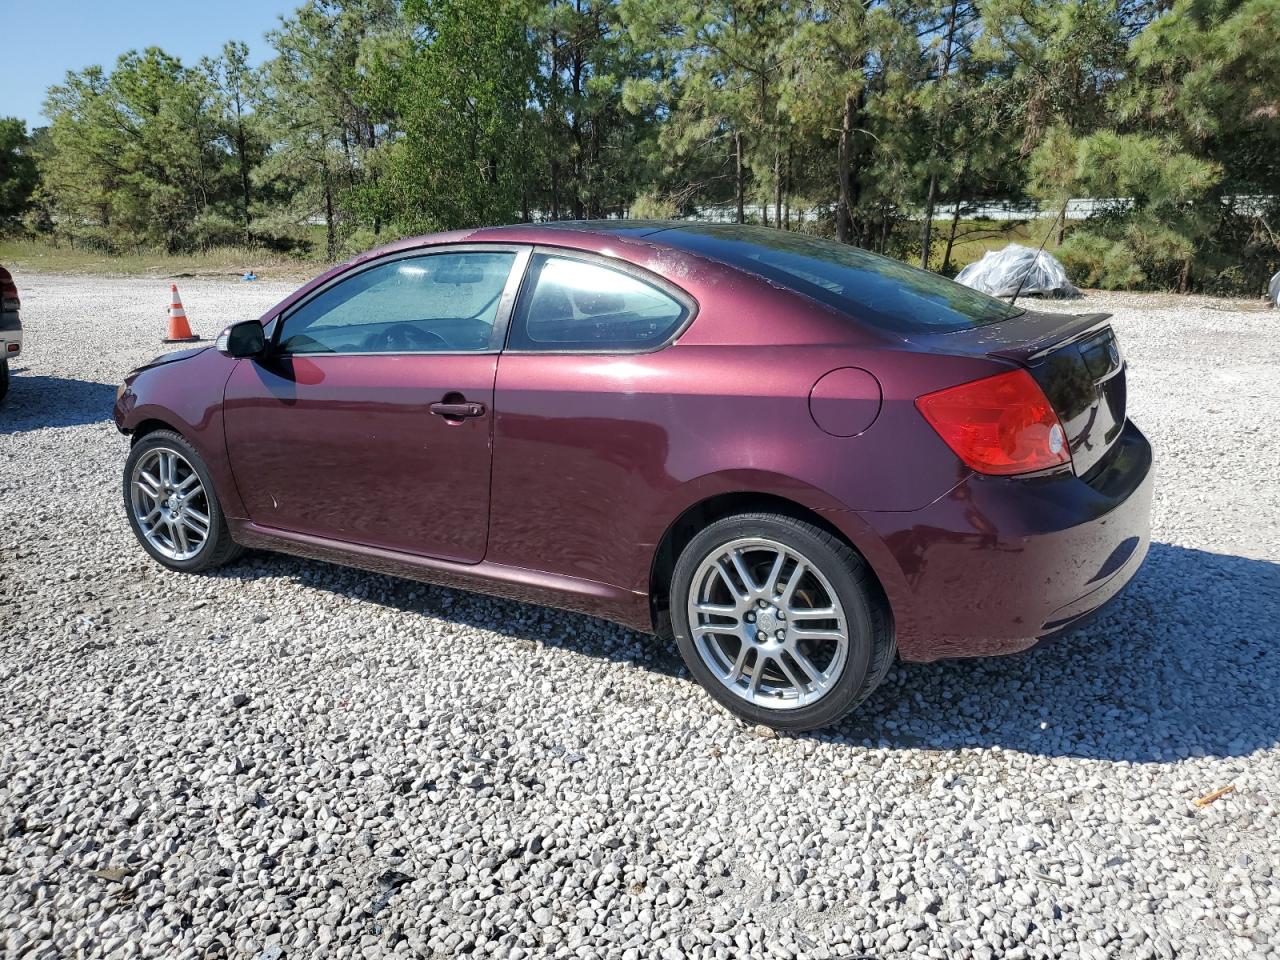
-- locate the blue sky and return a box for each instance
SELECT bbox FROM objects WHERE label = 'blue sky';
[1,0,299,128]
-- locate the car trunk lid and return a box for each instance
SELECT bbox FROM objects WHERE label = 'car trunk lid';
[916,309,1127,477]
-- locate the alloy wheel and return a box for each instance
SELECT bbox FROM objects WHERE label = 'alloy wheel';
[687,537,849,710]
[129,447,212,561]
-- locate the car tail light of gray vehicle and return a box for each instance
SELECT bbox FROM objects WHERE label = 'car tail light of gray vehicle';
[0,266,21,363]
[1,267,19,314]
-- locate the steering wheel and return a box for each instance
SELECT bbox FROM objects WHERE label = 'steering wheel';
[363,323,450,352]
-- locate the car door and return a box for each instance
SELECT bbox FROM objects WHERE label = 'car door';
[223,245,529,563]
[488,250,695,587]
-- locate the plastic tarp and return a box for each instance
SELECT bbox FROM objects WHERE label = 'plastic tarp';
[954,244,1080,299]
[1269,270,1279,307]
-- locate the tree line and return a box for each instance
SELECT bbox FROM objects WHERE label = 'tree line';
[1,0,1277,294]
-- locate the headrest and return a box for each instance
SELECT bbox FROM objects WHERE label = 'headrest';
[573,289,625,315]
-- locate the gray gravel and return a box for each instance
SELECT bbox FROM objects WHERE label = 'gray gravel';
[2,274,1279,960]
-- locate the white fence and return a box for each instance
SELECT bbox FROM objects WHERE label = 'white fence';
[299,195,1274,228]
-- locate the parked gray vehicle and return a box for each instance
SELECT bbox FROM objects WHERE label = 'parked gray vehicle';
[0,265,21,401]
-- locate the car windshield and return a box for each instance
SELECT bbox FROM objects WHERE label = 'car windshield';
[659,225,1023,333]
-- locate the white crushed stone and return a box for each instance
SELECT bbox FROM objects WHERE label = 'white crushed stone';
[2,274,1278,959]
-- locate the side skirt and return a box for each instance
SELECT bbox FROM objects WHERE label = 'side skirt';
[227,519,653,633]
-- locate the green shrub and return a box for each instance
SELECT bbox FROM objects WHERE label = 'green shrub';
[338,227,386,259]
[190,212,245,251]
[629,191,678,220]
[1057,231,1146,290]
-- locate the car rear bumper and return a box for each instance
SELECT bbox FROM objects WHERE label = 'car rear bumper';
[859,420,1154,662]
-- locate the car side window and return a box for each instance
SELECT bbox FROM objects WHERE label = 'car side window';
[277,251,517,355]
[507,254,688,352]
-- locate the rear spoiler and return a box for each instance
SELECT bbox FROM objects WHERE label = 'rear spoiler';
[989,312,1114,364]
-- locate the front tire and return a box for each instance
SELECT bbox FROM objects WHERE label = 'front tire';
[670,513,894,731]
[123,429,242,573]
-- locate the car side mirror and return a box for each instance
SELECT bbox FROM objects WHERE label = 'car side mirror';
[216,320,266,358]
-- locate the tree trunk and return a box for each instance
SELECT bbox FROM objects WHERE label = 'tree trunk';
[323,169,336,262]
[734,132,745,225]
[550,158,561,220]
[588,5,604,220]
[849,172,865,246]
[849,82,870,245]
[941,200,963,274]
[236,124,252,246]
[1057,199,1068,245]
[837,93,855,243]
[783,148,792,229]
[570,24,585,221]
[774,149,782,228]
[544,26,561,222]
[920,0,961,268]
[1178,256,1192,293]
[920,173,938,269]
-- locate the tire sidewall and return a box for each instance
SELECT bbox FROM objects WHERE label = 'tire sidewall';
[670,514,877,731]
[123,431,230,573]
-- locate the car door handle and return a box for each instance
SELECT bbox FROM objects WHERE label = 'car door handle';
[430,400,486,420]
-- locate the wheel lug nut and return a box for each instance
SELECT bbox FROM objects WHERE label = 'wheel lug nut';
[745,613,755,622]
[776,630,785,640]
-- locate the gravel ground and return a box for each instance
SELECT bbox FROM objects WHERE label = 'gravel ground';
[2,274,1278,960]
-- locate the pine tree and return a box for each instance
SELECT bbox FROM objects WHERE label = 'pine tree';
[261,0,403,258]
[202,42,267,246]
[372,0,540,232]
[532,0,659,220]
[623,0,793,222]
[0,119,39,225]
[43,49,228,252]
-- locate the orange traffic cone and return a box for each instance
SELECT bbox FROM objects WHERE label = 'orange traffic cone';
[163,283,200,343]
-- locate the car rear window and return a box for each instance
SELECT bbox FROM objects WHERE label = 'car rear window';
[659,225,1022,333]
[507,254,688,351]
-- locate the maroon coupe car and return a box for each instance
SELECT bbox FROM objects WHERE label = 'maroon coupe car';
[114,223,1152,730]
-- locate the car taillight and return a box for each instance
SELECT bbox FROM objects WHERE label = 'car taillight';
[0,272,18,312]
[915,369,1071,476]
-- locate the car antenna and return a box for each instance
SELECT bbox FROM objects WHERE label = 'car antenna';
[1008,202,1068,309]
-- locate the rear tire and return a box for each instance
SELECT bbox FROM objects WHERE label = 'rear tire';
[0,359,8,402]
[670,512,894,731]
[123,429,243,573]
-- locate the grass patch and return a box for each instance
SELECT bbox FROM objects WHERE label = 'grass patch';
[922,218,1069,274]
[0,237,326,281]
